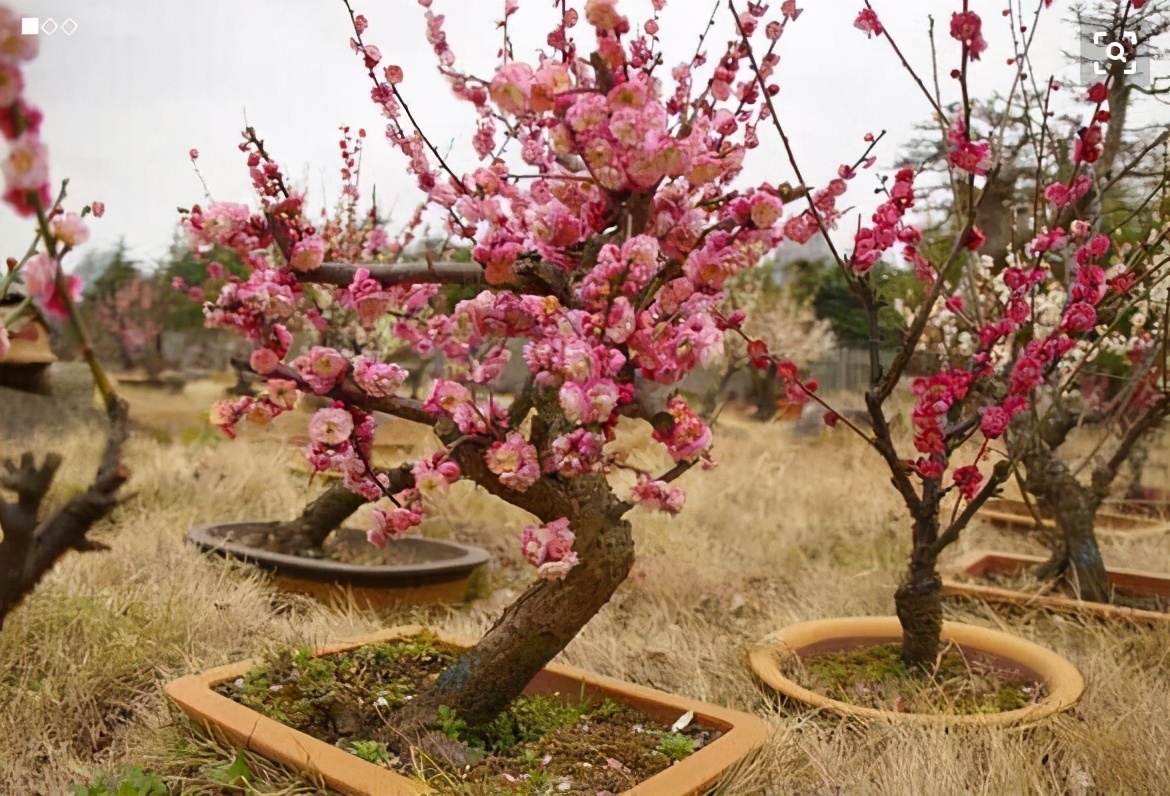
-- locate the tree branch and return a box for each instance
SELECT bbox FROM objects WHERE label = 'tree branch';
[298,260,557,298]
[1092,395,1170,497]
[0,398,130,630]
[303,261,486,288]
[928,459,1011,559]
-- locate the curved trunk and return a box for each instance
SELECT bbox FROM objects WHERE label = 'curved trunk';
[1022,437,1109,603]
[1045,498,1109,602]
[268,482,368,552]
[381,473,634,747]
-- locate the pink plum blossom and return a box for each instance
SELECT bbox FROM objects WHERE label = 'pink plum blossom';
[520,518,579,580]
[288,236,325,272]
[629,475,686,514]
[19,253,81,320]
[293,346,348,394]
[250,347,280,374]
[308,407,354,446]
[369,505,423,546]
[49,212,89,248]
[652,397,713,461]
[485,432,541,492]
[352,356,409,397]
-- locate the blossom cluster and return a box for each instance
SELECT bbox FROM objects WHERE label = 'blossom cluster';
[188,0,855,580]
[845,3,1163,508]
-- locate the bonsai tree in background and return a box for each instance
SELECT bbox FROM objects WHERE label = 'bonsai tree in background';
[90,270,167,378]
[712,258,835,417]
[743,0,1167,666]
[925,231,1169,602]
[185,0,829,748]
[0,6,130,630]
[906,1,1170,604]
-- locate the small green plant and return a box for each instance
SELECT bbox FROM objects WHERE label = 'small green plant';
[349,739,391,764]
[204,749,254,787]
[437,704,468,743]
[654,731,694,762]
[71,766,167,796]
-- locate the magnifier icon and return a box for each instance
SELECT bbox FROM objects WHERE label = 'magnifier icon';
[1094,31,1138,75]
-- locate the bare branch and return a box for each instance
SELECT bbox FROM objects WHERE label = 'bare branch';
[0,398,131,630]
[1092,395,1170,497]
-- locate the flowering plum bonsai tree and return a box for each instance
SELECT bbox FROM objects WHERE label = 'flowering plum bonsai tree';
[741,0,1168,664]
[186,0,827,745]
[903,1,1170,604]
[0,6,130,631]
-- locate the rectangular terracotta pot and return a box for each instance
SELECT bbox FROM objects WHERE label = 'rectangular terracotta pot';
[977,498,1170,539]
[165,625,769,795]
[941,549,1170,624]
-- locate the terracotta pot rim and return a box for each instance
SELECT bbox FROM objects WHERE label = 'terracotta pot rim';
[166,625,770,796]
[187,522,490,588]
[977,498,1170,539]
[942,549,1170,624]
[749,616,1084,726]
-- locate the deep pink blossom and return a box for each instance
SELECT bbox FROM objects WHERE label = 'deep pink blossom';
[20,253,81,320]
[952,465,983,500]
[854,8,883,37]
[950,11,987,59]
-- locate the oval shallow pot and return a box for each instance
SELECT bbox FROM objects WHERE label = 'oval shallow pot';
[942,549,1170,625]
[166,625,769,796]
[749,616,1083,726]
[188,523,490,610]
[977,497,1170,540]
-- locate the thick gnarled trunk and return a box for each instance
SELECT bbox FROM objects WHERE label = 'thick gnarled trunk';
[1034,490,1109,603]
[381,473,634,746]
[1021,429,1110,603]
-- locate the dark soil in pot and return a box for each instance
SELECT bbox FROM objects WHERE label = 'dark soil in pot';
[215,631,716,794]
[781,639,1046,715]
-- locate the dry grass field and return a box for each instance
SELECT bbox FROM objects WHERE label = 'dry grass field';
[2,377,1169,794]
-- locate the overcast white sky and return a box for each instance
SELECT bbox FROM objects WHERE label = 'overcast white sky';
[3,0,1168,271]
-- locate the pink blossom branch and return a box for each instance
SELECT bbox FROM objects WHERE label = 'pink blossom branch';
[927,459,1011,558]
[339,0,467,196]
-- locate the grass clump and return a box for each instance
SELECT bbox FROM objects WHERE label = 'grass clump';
[70,766,167,796]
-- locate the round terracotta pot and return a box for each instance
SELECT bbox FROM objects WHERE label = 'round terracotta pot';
[188,522,490,610]
[749,616,1084,726]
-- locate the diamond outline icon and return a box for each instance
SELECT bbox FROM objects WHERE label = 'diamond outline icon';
[61,19,77,35]
[41,18,57,35]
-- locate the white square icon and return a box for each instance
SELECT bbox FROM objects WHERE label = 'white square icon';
[21,16,39,35]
